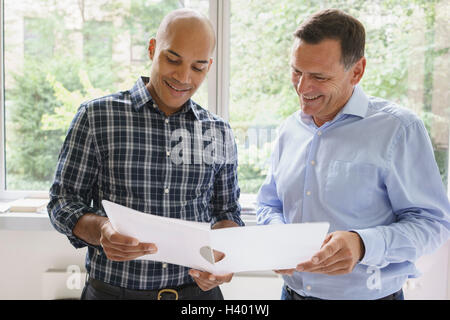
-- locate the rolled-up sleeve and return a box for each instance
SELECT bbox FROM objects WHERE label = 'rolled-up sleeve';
[354,120,450,267]
[209,125,244,227]
[47,104,103,249]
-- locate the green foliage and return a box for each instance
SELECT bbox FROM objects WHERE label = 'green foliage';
[229,0,449,193]
[4,0,449,193]
[42,70,110,133]
[5,57,83,188]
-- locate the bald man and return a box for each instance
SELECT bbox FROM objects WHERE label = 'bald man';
[48,8,243,300]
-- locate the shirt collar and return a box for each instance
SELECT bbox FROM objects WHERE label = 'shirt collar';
[130,76,200,120]
[298,84,369,126]
[339,84,369,119]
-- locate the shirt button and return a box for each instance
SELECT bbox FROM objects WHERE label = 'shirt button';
[164,188,169,194]
[317,131,322,136]
[306,191,311,196]
[165,118,169,124]
[162,263,168,269]
[166,151,171,157]
[306,285,312,291]
[311,160,316,166]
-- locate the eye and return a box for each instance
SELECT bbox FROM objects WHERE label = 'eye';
[166,56,180,64]
[192,66,204,72]
[314,76,327,81]
[291,68,301,76]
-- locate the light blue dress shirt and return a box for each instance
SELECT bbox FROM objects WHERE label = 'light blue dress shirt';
[256,85,450,300]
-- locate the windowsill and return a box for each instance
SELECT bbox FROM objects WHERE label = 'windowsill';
[0,212,258,231]
[0,212,256,231]
[0,193,259,231]
[0,211,54,231]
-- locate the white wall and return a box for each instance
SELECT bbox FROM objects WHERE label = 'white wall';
[0,230,86,299]
[0,228,448,300]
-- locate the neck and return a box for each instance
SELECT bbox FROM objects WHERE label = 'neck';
[313,112,339,127]
[313,86,355,127]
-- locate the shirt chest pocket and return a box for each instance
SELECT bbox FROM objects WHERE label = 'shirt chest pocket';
[324,160,378,213]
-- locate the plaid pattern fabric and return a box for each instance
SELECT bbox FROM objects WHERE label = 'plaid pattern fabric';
[48,76,243,290]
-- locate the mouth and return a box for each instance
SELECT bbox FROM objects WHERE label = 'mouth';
[164,80,192,93]
[302,94,322,101]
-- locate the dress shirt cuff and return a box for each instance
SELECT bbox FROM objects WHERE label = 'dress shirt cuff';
[351,227,386,267]
[68,209,104,250]
[211,212,245,227]
[255,209,286,225]
[51,202,103,250]
[264,216,286,225]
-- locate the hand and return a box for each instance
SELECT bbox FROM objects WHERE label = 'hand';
[295,231,365,275]
[99,219,158,262]
[188,250,233,291]
[274,268,296,276]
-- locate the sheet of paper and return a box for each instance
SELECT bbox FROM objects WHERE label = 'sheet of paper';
[210,223,330,274]
[102,200,329,274]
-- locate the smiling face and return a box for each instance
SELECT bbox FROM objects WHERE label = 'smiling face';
[290,38,365,127]
[147,13,214,115]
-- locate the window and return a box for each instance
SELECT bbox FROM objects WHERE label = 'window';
[228,0,449,202]
[1,0,209,193]
[1,0,449,204]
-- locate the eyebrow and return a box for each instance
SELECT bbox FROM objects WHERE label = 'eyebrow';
[290,65,328,77]
[167,49,209,64]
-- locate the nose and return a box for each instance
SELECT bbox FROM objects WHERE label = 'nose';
[296,74,309,95]
[173,65,190,84]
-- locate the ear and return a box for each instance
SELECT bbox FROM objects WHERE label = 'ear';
[206,58,213,72]
[350,56,366,85]
[148,38,156,61]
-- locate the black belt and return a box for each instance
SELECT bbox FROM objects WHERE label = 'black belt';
[285,285,403,300]
[88,277,202,300]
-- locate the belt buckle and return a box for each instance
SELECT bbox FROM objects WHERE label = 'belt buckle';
[157,288,179,300]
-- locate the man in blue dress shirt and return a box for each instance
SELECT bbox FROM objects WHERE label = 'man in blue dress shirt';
[48,8,243,300]
[256,9,450,300]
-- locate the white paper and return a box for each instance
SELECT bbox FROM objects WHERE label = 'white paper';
[102,200,329,275]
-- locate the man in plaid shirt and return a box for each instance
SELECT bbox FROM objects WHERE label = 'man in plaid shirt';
[48,8,243,300]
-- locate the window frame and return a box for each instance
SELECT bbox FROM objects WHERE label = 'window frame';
[0,0,449,201]
[0,0,229,200]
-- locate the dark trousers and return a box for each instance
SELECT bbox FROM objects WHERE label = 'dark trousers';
[81,277,224,300]
[282,285,404,300]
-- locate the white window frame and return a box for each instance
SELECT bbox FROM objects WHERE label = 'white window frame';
[0,0,231,200]
[1,0,449,201]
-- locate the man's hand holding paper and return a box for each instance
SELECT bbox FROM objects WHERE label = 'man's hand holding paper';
[99,219,158,262]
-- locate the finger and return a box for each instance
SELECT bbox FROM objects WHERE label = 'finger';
[307,259,353,275]
[102,240,157,254]
[101,223,140,246]
[189,270,222,291]
[296,260,316,272]
[210,273,233,283]
[194,278,217,291]
[320,233,333,249]
[106,251,150,261]
[310,236,341,265]
[212,250,226,263]
[274,269,295,275]
[189,269,232,283]
[103,245,155,261]
[302,248,350,271]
